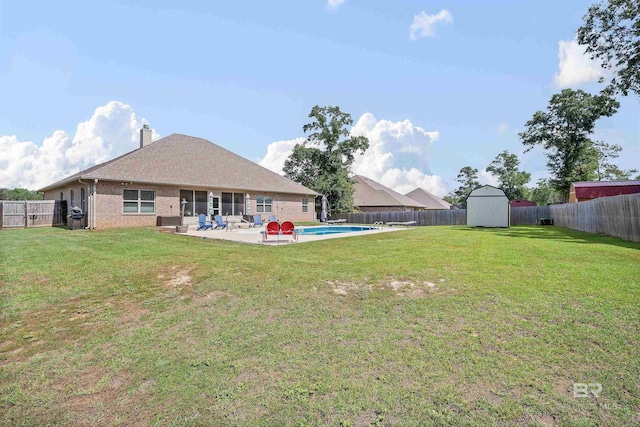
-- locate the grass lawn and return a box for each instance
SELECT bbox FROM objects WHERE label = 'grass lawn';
[1,225,639,426]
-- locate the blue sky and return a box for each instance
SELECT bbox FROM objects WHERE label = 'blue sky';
[1,0,638,194]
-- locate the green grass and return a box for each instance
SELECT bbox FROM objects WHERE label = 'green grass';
[0,225,638,426]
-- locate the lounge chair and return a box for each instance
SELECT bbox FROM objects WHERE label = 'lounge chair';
[386,221,417,227]
[280,221,298,242]
[268,214,277,222]
[326,218,347,224]
[197,214,213,231]
[263,221,280,242]
[253,215,265,227]
[213,215,227,230]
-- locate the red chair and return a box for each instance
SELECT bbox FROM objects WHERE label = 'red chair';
[263,221,280,242]
[280,221,298,242]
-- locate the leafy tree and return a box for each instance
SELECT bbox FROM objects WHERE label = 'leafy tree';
[0,188,42,200]
[528,179,564,206]
[591,141,638,180]
[444,166,479,207]
[577,0,640,96]
[519,89,619,201]
[486,151,531,200]
[283,105,369,213]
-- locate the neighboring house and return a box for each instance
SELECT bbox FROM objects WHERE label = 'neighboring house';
[38,127,318,229]
[405,187,451,210]
[466,185,510,228]
[510,199,536,207]
[352,175,425,212]
[569,181,640,203]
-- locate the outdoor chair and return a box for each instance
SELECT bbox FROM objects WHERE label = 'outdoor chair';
[280,221,298,242]
[213,215,228,230]
[263,221,280,242]
[252,215,264,227]
[268,214,277,222]
[197,214,213,231]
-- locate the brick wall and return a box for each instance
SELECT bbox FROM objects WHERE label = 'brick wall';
[48,181,317,229]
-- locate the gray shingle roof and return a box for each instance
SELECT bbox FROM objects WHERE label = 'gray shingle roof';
[39,133,318,195]
[353,175,425,208]
[405,187,451,209]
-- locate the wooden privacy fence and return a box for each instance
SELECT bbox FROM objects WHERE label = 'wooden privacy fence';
[510,205,551,225]
[550,193,640,242]
[332,192,639,242]
[0,201,62,229]
[339,209,467,226]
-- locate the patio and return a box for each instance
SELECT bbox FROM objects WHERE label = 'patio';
[173,224,407,245]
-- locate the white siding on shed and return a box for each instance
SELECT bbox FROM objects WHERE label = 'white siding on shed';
[467,186,510,227]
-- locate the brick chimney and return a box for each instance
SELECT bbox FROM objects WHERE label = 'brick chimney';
[140,124,152,148]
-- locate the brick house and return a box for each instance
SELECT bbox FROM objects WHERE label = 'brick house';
[353,175,425,212]
[405,187,451,210]
[38,128,318,229]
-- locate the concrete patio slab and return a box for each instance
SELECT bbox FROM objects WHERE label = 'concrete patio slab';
[172,224,408,245]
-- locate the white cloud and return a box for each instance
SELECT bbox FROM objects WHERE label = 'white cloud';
[350,113,447,196]
[554,38,605,88]
[496,123,508,134]
[0,101,159,190]
[258,113,449,197]
[258,137,305,175]
[409,10,453,40]
[327,0,346,12]
[478,169,499,187]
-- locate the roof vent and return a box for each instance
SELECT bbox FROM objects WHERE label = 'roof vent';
[140,124,152,148]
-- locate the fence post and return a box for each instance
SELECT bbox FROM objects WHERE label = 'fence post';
[24,201,27,228]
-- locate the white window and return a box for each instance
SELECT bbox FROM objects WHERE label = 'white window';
[123,189,155,214]
[302,198,308,213]
[256,195,272,213]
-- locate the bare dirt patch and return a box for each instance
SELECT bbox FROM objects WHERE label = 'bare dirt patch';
[328,281,369,296]
[327,279,441,298]
[388,280,439,297]
[158,265,195,289]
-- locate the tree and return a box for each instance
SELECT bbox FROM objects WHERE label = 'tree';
[591,141,638,180]
[0,188,42,200]
[528,179,564,206]
[283,106,369,214]
[577,0,640,96]
[519,89,619,201]
[444,166,479,207]
[486,151,531,200]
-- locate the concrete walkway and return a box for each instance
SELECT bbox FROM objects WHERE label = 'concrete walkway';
[172,224,408,245]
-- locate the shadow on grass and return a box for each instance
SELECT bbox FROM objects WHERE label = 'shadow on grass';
[458,225,640,250]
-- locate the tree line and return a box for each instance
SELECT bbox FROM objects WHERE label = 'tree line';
[0,188,43,201]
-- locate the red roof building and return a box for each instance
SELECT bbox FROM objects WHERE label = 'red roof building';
[569,181,640,203]
[510,199,536,207]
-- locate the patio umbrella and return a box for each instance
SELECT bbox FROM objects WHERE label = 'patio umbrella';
[321,195,328,222]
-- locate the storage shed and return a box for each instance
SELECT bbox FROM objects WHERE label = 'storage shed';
[466,185,510,228]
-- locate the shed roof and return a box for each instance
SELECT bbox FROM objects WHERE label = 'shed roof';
[38,133,318,195]
[405,187,451,209]
[572,180,640,199]
[467,185,508,198]
[353,175,425,208]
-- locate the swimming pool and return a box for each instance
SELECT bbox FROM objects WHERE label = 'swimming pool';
[295,226,375,236]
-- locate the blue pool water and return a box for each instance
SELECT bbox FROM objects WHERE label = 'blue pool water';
[295,226,375,236]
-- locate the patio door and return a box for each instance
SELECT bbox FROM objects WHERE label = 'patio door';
[209,195,220,218]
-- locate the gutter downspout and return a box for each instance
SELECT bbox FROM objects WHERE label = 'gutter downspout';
[78,179,90,229]
[93,179,98,229]
[78,179,98,230]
